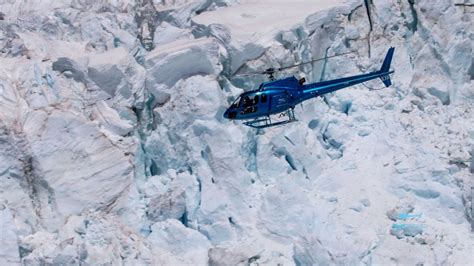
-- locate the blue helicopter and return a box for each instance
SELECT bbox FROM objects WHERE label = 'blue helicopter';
[223,47,395,129]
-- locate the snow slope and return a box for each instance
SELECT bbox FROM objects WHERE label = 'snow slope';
[0,0,473,265]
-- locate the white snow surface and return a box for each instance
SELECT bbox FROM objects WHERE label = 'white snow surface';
[0,0,473,265]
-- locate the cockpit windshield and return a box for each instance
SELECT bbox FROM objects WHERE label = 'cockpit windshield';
[230,96,241,109]
[230,93,260,109]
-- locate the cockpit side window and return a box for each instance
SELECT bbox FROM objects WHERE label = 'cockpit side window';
[243,94,259,108]
[261,93,267,103]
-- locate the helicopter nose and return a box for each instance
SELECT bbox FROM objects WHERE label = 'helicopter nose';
[223,109,237,120]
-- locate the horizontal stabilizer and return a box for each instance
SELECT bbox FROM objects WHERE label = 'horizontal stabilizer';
[380,73,392,87]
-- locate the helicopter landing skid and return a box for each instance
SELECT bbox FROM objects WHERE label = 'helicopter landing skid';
[244,108,297,129]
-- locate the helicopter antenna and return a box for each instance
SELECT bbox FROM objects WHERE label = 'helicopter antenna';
[235,50,356,79]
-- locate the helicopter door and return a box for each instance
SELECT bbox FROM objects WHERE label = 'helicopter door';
[272,92,290,112]
[258,93,270,114]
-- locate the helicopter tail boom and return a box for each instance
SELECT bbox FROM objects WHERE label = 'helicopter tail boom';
[299,70,393,102]
[298,46,395,102]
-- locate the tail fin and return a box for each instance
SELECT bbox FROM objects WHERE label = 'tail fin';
[380,47,395,87]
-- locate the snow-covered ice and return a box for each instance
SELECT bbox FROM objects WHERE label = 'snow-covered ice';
[0,0,473,265]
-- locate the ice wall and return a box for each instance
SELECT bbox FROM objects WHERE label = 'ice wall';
[0,0,472,265]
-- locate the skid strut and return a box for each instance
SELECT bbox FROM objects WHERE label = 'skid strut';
[244,108,297,129]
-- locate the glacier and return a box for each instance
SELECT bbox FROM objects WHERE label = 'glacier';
[0,0,473,265]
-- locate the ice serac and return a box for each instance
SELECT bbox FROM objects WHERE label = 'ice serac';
[23,109,133,217]
[149,219,211,265]
[91,100,134,136]
[145,38,222,95]
[87,47,146,106]
[0,0,473,265]
[0,205,21,265]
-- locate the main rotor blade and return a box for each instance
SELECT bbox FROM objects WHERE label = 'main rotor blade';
[276,51,356,71]
[235,50,355,76]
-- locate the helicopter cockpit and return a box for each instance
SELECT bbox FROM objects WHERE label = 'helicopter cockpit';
[225,92,266,119]
[241,94,259,114]
[230,93,259,109]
